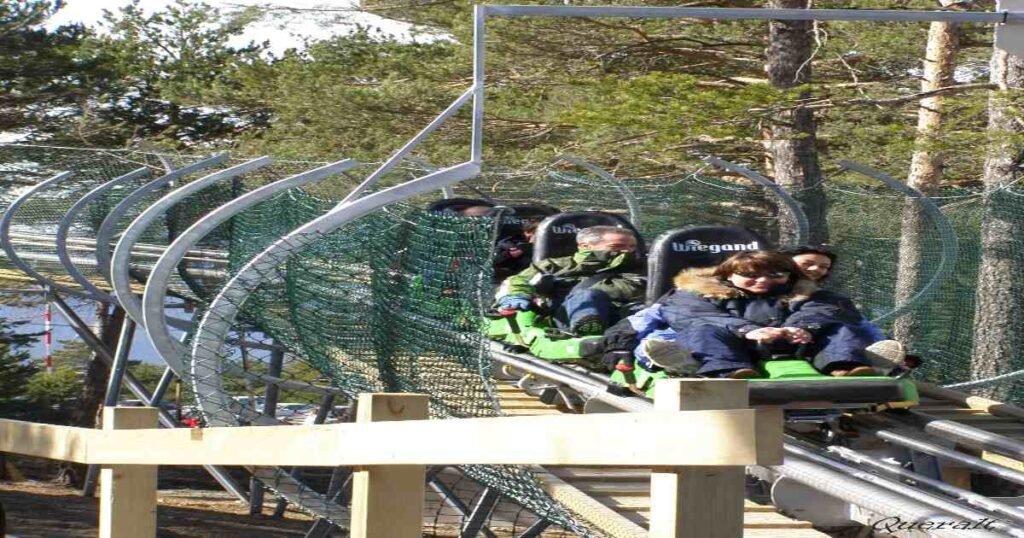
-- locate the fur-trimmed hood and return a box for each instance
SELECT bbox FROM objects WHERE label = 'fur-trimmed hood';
[672,267,817,302]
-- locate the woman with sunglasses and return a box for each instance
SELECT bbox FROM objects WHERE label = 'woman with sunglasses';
[603,250,876,378]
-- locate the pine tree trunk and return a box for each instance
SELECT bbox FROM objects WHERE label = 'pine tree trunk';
[893,18,959,343]
[73,303,121,428]
[969,49,1024,399]
[58,302,122,487]
[765,0,828,245]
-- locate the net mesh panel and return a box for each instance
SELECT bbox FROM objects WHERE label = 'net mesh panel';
[6,143,1024,534]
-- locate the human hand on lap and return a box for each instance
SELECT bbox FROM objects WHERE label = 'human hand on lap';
[743,327,788,342]
[781,327,813,344]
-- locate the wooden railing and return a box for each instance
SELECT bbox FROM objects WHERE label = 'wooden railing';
[0,379,782,538]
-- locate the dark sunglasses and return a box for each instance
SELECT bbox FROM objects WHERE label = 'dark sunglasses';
[734,271,790,279]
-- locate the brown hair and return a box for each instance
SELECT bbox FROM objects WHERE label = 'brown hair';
[712,250,800,280]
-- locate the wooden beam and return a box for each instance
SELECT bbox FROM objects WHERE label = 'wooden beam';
[0,403,781,467]
[99,407,158,538]
[649,379,782,538]
[0,409,778,467]
[350,393,429,538]
[0,419,89,463]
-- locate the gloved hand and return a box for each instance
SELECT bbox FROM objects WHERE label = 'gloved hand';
[497,295,531,311]
[602,350,634,372]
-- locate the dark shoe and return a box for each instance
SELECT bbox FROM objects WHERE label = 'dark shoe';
[728,368,760,379]
[830,366,877,377]
[641,339,698,375]
[571,315,605,336]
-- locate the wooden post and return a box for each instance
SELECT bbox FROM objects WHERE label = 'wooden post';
[350,393,429,538]
[99,406,158,538]
[649,379,748,538]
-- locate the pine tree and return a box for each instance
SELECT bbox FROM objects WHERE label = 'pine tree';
[0,319,40,418]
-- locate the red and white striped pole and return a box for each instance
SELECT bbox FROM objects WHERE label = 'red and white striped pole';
[43,301,53,374]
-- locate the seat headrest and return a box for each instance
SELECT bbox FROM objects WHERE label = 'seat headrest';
[427,198,494,215]
[533,211,644,263]
[646,226,771,303]
[487,204,561,238]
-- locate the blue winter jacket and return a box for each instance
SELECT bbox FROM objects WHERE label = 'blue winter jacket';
[604,267,861,352]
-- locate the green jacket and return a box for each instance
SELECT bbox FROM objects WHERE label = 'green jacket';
[502,249,646,304]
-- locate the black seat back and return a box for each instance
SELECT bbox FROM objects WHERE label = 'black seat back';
[533,211,645,263]
[646,226,770,303]
[489,204,561,238]
[427,197,494,214]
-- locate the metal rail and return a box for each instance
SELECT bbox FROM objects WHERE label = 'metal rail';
[485,344,1023,536]
[141,159,356,377]
[55,167,151,301]
[94,153,228,283]
[838,161,960,325]
[828,444,1024,528]
[190,161,479,427]
[703,156,810,247]
[111,156,273,329]
[480,5,1024,23]
[558,155,642,228]
[0,172,90,298]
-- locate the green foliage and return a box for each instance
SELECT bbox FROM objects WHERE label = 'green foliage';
[2,0,1007,175]
[0,0,93,138]
[122,361,167,397]
[0,318,40,419]
[81,0,271,146]
[25,365,80,422]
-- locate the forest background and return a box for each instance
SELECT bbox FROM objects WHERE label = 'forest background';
[2,0,1023,431]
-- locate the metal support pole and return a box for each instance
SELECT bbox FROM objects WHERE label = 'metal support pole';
[461,487,501,538]
[264,345,285,421]
[102,313,137,408]
[275,394,337,517]
[303,519,336,538]
[46,292,248,503]
[83,311,136,497]
[250,342,285,515]
[314,393,336,424]
[517,520,552,538]
[150,367,175,405]
[427,471,499,538]
[471,5,486,163]
[248,477,266,515]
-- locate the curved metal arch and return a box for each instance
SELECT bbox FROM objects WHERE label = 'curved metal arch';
[702,156,810,247]
[0,171,93,298]
[55,167,151,302]
[94,153,229,283]
[110,156,273,329]
[837,160,959,325]
[558,155,642,228]
[141,159,357,377]
[190,161,479,427]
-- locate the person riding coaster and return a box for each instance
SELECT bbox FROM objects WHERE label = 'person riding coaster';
[487,224,918,408]
[627,245,913,378]
[604,250,884,381]
[495,225,646,336]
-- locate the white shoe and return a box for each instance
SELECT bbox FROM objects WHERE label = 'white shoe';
[641,339,698,375]
[865,340,905,375]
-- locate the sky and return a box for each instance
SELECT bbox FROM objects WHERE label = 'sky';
[46,0,437,55]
